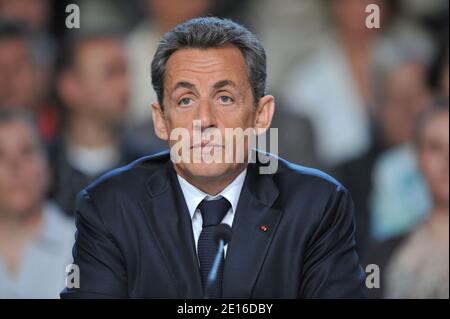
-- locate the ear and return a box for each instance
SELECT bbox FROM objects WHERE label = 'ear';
[254,95,275,135]
[151,102,169,141]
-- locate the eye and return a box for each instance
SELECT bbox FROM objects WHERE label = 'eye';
[217,95,234,105]
[178,97,194,107]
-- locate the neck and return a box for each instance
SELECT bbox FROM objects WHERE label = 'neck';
[67,113,118,149]
[175,164,247,196]
[0,205,43,242]
[0,206,43,276]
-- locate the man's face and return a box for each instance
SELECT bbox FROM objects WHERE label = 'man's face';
[381,63,431,146]
[418,111,449,207]
[152,46,273,184]
[0,121,47,219]
[70,39,130,125]
[0,38,37,110]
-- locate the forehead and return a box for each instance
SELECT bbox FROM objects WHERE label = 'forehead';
[164,46,248,86]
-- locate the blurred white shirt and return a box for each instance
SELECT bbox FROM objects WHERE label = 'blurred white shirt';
[284,36,371,167]
[0,202,75,299]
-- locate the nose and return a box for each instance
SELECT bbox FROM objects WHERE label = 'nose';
[197,99,216,130]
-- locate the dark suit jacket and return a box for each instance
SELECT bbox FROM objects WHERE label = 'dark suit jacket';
[60,151,366,298]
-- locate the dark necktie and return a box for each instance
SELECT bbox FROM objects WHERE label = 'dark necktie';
[197,197,231,298]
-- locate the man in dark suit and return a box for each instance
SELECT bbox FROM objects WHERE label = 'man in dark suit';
[61,17,365,299]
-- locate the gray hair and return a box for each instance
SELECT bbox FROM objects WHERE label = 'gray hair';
[151,17,267,108]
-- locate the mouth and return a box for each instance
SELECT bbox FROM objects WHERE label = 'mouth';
[191,140,223,149]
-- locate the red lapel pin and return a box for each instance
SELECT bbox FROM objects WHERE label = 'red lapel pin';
[259,225,269,232]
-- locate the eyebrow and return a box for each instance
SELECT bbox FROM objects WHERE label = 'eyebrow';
[171,79,238,95]
[213,80,237,90]
[172,81,198,94]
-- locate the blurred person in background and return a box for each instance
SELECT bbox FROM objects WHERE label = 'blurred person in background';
[369,57,438,241]
[282,0,431,254]
[0,0,51,30]
[49,33,139,216]
[337,59,432,255]
[283,0,386,168]
[0,111,74,299]
[0,22,59,143]
[0,0,55,63]
[366,99,449,299]
[339,27,445,255]
[283,0,434,169]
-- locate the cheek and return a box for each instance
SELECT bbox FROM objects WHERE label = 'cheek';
[219,108,255,129]
[166,112,192,134]
[0,167,10,190]
[23,159,46,183]
[421,153,447,185]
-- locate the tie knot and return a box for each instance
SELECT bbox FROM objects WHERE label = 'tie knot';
[198,197,231,227]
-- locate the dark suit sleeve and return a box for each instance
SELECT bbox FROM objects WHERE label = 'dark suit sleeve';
[60,190,128,299]
[299,187,367,298]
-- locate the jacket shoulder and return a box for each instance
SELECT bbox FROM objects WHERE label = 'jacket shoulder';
[84,150,170,195]
[273,156,347,194]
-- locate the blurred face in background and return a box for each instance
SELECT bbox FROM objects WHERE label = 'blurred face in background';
[380,63,431,146]
[417,110,449,208]
[0,119,48,219]
[0,38,39,110]
[147,0,211,32]
[0,0,50,30]
[60,38,130,127]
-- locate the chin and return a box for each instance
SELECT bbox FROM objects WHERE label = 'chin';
[182,162,235,181]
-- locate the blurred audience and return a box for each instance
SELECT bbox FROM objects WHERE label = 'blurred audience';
[49,33,139,216]
[0,0,50,30]
[366,99,449,298]
[283,0,385,167]
[0,0,55,64]
[369,60,433,240]
[283,0,434,168]
[0,111,74,298]
[0,23,59,142]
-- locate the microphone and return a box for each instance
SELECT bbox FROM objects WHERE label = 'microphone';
[205,223,232,299]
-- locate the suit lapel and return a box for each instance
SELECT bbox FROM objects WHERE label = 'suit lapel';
[139,160,203,298]
[222,162,283,298]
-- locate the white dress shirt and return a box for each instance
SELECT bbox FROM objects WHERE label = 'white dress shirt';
[177,169,247,258]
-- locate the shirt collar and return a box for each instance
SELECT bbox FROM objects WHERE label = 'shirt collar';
[177,169,247,220]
